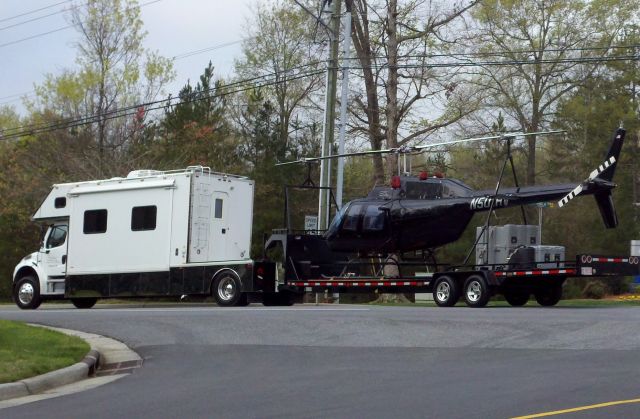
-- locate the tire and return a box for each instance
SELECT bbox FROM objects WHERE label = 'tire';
[463,275,491,308]
[13,276,42,310]
[262,292,294,307]
[504,288,529,307]
[212,272,244,307]
[71,298,98,309]
[535,285,562,307]
[432,276,460,307]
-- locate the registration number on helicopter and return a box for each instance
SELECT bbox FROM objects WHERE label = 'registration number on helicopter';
[470,196,508,211]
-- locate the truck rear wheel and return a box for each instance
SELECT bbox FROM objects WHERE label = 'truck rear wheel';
[504,288,529,307]
[463,275,491,308]
[212,272,246,307]
[71,298,98,309]
[535,285,562,307]
[433,276,459,307]
[14,276,42,310]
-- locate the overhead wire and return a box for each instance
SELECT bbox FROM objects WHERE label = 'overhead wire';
[0,64,325,141]
[0,0,72,23]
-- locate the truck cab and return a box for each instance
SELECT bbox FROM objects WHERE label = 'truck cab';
[13,220,69,309]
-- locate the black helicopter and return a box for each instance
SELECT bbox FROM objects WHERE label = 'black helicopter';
[279,127,624,257]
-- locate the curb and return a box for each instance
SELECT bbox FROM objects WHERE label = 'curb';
[0,350,99,402]
[0,325,139,402]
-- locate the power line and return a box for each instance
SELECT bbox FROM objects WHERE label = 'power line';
[0,64,324,140]
[0,0,72,23]
[0,0,163,49]
[0,8,71,32]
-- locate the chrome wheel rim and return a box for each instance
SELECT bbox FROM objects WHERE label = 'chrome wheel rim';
[18,283,34,305]
[217,277,236,301]
[436,282,450,302]
[466,280,482,302]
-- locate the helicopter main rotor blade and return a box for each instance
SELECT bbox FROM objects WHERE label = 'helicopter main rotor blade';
[412,130,566,150]
[275,129,565,166]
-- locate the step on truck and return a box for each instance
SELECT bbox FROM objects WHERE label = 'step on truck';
[12,166,278,309]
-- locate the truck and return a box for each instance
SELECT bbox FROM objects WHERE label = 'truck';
[12,166,278,309]
[12,167,640,310]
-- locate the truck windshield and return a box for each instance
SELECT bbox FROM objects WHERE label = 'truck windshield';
[46,225,68,249]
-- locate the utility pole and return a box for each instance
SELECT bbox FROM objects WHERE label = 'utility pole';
[318,0,342,229]
[335,1,351,209]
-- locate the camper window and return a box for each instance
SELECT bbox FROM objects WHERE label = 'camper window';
[214,199,223,219]
[54,197,66,208]
[131,206,157,231]
[46,225,67,248]
[83,209,108,234]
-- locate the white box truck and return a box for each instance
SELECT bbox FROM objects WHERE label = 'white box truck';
[12,166,277,309]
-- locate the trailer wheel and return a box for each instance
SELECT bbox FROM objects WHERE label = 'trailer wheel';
[504,288,529,307]
[13,276,42,310]
[463,275,490,308]
[212,272,244,307]
[433,276,459,307]
[71,298,98,309]
[535,285,562,307]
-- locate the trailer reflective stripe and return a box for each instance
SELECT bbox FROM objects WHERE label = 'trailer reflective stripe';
[495,269,576,277]
[591,257,628,263]
[287,280,430,287]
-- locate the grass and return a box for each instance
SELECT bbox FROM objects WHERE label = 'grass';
[0,320,89,383]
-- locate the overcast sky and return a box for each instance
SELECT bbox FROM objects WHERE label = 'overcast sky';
[0,0,257,114]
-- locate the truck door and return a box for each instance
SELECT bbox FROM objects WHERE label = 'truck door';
[43,223,68,278]
[211,191,228,261]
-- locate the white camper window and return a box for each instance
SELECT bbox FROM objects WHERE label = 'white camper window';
[131,205,157,231]
[83,209,108,234]
[214,199,223,219]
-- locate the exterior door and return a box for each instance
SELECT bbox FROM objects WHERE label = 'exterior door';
[189,182,213,262]
[43,223,68,278]
[210,191,228,261]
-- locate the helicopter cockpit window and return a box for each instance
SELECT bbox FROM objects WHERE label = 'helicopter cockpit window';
[405,182,443,199]
[363,206,385,232]
[342,204,363,231]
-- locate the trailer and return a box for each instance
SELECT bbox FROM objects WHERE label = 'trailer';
[12,166,278,309]
[264,230,640,307]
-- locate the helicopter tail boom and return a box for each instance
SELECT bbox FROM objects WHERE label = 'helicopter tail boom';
[556,128,625,228]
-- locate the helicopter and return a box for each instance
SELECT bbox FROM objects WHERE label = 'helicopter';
[277,127,625,257]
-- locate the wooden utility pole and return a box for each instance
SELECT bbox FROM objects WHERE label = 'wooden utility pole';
[318,0,342,229]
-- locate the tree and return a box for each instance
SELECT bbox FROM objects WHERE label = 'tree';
[347,0,480,183]
[157,62,239,171]
[31,0,174,176]
[235,0,324,155]
[471,0,637,185]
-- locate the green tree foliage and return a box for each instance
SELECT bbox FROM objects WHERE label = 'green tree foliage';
[156,62,240,172]
[471,0,637,185]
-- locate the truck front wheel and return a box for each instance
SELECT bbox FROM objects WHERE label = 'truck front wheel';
[14,276,42,310]
[212,272,247,307]
[71,298,98,309]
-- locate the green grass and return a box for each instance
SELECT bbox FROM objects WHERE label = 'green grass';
[0,320,89,383]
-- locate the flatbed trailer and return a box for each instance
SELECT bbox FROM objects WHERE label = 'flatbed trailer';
[266,232,640,307]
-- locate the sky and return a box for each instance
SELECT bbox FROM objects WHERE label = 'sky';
[0,0,257,114]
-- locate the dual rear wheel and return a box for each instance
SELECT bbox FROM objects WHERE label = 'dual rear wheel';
[433,274,491,308]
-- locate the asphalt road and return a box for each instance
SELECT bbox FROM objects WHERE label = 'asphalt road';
[1,303,639,418]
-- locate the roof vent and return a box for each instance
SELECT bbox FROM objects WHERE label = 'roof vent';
[126,170,162,179]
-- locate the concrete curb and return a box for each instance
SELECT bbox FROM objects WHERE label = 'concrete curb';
[0,325,139,402]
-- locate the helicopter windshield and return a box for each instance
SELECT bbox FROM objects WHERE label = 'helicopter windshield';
[325,203,350,237]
